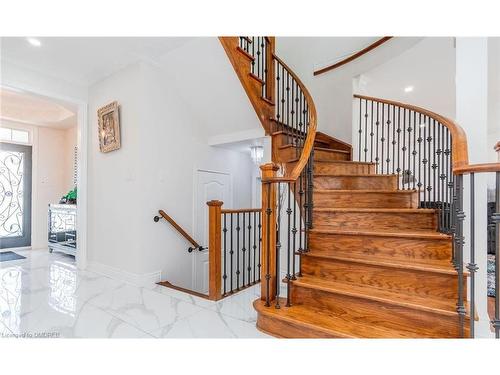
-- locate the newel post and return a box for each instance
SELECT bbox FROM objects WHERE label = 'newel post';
[207,200,223,301]
[260,163,279,305]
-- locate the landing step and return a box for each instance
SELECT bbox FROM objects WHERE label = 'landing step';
[291,276,460,317]
[254,298,462,338]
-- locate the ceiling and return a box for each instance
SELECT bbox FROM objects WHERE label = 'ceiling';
[0,87,77,129]
[0,37,194,86]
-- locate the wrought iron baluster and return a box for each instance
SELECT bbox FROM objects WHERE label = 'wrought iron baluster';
[275,182,282,309]
[422,120,427,208]
[242,211,246,287]
[455,174,466,337]
[376,102,380,173]
[253,212,257,284]
[292,181,297,280]
[386,104,391,173]
[223,213,227,295]
[258,211,262,282]
[247,212,252,286]
[370,101,375,163]
[426,117,433,208]
[467,173,478,337]
[432,119,437,204]
[381,103,385,174]
[392,105,396,174]
[412,112,417,190]
[364,99,368,162]
[286,183,292,307]
[397,107,401,185]
[236,212,241,290]
[402,108,406,189]
[358,98,362,161]
[230,213,234,293]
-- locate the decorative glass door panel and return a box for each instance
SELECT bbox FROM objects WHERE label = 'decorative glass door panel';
[0,142,32,249]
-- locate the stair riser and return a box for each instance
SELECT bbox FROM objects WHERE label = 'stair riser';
[301,256,461,301]
[314,191,418,208]
[256,313,341,338]
[313,175,398,190]
[308,232,451,263]
[314,163,375,175]
[314,149,350,161]
[272,133,302,149]
[312,211,437,231]
[291,286,465,338]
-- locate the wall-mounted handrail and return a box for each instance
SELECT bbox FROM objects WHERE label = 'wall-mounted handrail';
[314,37,393,76]
[154,210,205,253]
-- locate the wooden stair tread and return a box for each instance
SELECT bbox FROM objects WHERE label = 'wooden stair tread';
[309,227,450,239]
[314,160,374,165]
[301,251,459,275]
[254,298,452,338]
[314,189,416,194]
[279,144,350,154]
[292,276,460,317]
[314,173,395,178]
[313,207,437,214]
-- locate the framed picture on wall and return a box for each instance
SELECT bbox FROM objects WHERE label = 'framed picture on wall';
[97,101,121,153]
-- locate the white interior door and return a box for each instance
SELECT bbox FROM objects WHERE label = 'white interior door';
[193,170,231,294]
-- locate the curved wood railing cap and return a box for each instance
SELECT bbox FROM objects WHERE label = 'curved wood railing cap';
[353,94,469,172]
[265,53,317,183]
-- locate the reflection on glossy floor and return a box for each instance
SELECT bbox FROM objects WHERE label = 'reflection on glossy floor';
[0,249,270,338]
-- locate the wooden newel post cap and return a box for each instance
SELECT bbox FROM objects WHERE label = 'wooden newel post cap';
[260,163,280,173]
[207,200,224,207]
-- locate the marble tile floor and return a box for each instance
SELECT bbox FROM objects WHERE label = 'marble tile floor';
[0,249,270,338]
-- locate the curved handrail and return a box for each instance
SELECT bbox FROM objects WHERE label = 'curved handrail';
[264,53,317,183]
[314,37,393,76]
[353,94,469,171]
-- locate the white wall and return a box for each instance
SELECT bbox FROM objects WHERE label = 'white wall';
[87,40,258,289]
[276,37,423,144]
[456,38,491,338]
[355,38,456,119]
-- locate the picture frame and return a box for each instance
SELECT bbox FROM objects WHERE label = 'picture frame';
[97,101,121,153]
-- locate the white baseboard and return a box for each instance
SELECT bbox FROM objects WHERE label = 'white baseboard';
[87,261,162,288]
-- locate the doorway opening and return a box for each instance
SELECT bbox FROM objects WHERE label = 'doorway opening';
[0,87,86,266]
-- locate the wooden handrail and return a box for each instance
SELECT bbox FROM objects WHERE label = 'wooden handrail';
[263,53,317,183]
[453,163,500,175]
[155,210,201,250]
[221,208,262,213]
[353,94,469,171]
[314,37,393,76]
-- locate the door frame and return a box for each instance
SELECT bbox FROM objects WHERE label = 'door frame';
[191,168,233,291]
[0,142,32,249]
[1,84,88,270]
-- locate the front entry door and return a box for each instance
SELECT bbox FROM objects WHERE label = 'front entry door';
[0,142,32,249]
[193,170,231,294]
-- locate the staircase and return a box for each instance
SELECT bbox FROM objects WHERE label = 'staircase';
[254,142,469,337]
[221,36,472,338]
